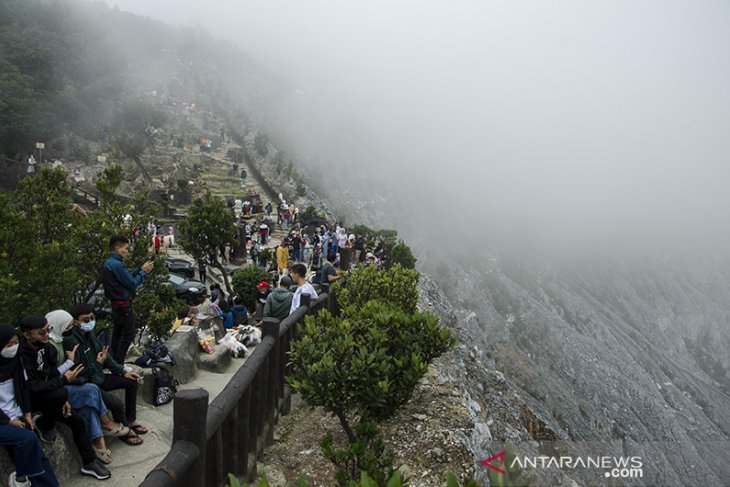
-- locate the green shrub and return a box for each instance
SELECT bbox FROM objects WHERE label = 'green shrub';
[289,298,454,484]
[389,240,416,269]
[232,265,270,310]
[134,256,183,342]
[335,264,419,314]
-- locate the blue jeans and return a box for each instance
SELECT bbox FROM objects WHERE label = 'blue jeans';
[0,424,60,486]
[66,383,107,441]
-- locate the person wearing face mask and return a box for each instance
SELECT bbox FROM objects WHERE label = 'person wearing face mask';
[18,315,111,480]
[46,310,129,465]
[64,304,146,446]
[102,235,154,364]
[0,323,60,487]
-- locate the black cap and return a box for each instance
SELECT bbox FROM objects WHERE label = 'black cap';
[19,315,47,331]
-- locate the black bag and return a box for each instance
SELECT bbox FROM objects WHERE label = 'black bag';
[147,344,169,362]
[152,366,178,406]
[136,344,176,368]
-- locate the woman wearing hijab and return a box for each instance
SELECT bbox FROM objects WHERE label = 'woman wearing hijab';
[46,310,128,465]
[0,323,60,487]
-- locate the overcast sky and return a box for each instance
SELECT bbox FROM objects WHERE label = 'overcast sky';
[106,0,730,253]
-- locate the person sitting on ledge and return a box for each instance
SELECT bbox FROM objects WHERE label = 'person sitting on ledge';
[18,315,111,480]
[63,304,147,447]
[0,323,61,487]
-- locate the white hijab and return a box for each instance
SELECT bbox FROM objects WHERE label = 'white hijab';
[46,310,73,343]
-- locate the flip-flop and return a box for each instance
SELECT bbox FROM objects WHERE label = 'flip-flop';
[119,433,144,446]
[130,423,148,435]
[94,447,112,464]
[103,424,130,437]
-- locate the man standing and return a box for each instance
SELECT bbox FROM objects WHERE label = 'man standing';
[198,257,207,283]
[102,235,153,363]
[291,232,302,262]
[289,264,318,314]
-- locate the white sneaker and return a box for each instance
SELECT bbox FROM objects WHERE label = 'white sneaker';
[8,472,31,487]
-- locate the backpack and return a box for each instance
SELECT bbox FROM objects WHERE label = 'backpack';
[152,366,178,406]
[135,343,175,368]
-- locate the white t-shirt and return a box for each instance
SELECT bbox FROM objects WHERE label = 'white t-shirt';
[290,283,318,314]
[0,378,23,420]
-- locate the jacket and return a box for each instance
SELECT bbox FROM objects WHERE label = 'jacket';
[62,327,125,385]
[102,253,147,302]
[276,246,289,269]
[0,363,31,425]
[231,305,248,325]
[264,288,293,321]
[18,340,68,396]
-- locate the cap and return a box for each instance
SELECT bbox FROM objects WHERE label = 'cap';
[256,281,269,290]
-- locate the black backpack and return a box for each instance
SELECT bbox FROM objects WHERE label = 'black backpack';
[152,366,178,406]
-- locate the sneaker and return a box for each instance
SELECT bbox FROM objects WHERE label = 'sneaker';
[8,472,31,487]
[80,459,111,480]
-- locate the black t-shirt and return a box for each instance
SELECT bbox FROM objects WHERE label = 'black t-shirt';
[292,236,301,250]
[311,252,322,269]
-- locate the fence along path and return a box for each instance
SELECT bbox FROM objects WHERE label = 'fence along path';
[140,286,337,487]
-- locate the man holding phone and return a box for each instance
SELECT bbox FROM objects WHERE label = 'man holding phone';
[102,235,154,363]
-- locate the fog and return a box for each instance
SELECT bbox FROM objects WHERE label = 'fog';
[109,0,730,255]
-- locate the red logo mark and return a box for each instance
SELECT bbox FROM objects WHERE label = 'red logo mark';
[482,450,507,475]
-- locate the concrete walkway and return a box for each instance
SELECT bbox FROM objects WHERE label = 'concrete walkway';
[71,351,253,486]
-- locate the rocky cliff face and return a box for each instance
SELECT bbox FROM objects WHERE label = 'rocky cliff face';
[417,249,730,486]
[248,134,729,486]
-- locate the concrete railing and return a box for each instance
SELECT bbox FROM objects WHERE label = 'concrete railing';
[140,285,333,487]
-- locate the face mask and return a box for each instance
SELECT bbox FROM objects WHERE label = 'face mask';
[80,320,96,332]
[1,344,19,359]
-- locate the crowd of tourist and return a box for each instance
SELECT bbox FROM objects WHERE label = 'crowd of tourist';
[0,189,394,485]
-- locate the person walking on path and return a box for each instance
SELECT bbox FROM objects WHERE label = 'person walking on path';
[276,240,290,276]
[102,235,153,364]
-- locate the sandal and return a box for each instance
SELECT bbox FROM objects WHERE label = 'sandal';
[130,423,148,435]
[103,424,130,437]
[119,433,144,446]
[94,447,112,465]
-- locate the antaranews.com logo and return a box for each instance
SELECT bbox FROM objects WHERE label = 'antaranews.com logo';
[483,450,644,480]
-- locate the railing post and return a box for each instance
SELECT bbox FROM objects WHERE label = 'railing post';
[173,388,209,487]
[249,369,262,457]
[206,430,224,486]
[237,388,252,479]
[222,407,238,484]
[262,318,280,445]
[300,293,311,313]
